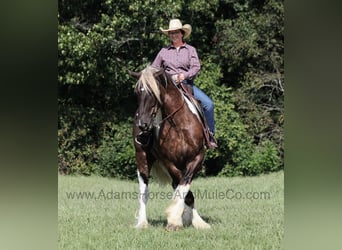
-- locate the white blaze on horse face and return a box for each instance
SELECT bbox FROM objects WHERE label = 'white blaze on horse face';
[135,171,148,228]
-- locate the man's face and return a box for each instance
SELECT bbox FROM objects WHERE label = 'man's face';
[168,30,183,43]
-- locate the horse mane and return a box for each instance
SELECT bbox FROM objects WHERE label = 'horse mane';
[135,66,161,103]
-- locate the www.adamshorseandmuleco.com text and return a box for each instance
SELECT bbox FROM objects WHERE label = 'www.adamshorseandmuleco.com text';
[65,189,271,201]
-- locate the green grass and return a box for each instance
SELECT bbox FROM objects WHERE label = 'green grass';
[58,171,283,250]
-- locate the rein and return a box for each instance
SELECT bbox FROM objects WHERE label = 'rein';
[148,73,185,126]
[158,96,185,125]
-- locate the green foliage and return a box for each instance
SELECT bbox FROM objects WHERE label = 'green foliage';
[195,59,282,176]
[58,0,104,23]
[212,0,284,170]
[219,139,282,177]
[96,121,137,179]
[58,99,137,178]
[196,60,251,173]
[214,0,284,75]
[58,0,284,178]
[58,102,103,176]
[58,25,96,85]
[58,16,141,102]
[247,140,282,174]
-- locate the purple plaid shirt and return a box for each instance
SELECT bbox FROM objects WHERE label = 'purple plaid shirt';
[151,43,201,80]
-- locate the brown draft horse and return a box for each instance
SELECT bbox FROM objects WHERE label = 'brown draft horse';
[129,65,210,231]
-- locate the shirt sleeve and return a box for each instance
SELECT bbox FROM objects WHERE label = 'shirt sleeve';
[185,47,201,80]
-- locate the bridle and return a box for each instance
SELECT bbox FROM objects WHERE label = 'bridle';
[158,98,184,125]
[140,74,186,129]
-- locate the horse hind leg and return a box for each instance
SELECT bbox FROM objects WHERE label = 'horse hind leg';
[182,191,194,226]
[192,208,211,229]
[135,170,149,228]
[183,190,210,229]
[190,199,211,229]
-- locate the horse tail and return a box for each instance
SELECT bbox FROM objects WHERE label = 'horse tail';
[150,160,172,186]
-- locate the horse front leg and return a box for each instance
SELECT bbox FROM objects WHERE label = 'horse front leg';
[136,171,148,228]
[182,155,210,229]
[135,150,150,229]
[165,171,194,230]
[165,183,190,231]
[165,177,210,230]
[166,151,210,230]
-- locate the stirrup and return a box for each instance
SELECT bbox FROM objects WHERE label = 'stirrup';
[207,132,218,149]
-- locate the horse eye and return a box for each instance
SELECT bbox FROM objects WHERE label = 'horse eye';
[140,87,145,92]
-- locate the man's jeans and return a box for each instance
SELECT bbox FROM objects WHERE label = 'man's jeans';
[183,80,215,133]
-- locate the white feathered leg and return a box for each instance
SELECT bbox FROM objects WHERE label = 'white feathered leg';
[192,208,211,229]
[135,171,148,228]
[165,184,190,230]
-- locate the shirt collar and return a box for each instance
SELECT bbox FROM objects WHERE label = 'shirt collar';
[167,43,188,50]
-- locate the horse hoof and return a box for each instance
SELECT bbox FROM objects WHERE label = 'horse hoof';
[165,223,182,231]
[193,222,211,229]
[135,222,148,229]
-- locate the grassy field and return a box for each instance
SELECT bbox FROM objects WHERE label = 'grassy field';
[58,171,283,250]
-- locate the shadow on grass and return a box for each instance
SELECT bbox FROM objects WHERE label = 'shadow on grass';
[149,218,167,227]
[148,215,221,228]
[202,216,222,225]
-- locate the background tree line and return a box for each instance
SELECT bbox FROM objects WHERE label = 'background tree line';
[58,0,284,179]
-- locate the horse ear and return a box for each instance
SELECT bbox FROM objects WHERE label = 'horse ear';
[128,70,141,79]
[153,69,164,78]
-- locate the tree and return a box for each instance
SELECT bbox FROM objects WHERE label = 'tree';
[58,0,284,177]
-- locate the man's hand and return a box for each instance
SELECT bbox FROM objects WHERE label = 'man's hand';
[177,73,185,83]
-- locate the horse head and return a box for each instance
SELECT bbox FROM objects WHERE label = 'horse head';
[129,67,164,145]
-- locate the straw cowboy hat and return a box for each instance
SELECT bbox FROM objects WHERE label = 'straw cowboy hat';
[160,19,192,39]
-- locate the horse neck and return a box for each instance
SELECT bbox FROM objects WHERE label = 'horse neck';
[161,81,184,113]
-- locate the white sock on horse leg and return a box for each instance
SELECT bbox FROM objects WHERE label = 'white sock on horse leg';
[192,208,211,229]
[135,171,148,228]
[166,184,190,227]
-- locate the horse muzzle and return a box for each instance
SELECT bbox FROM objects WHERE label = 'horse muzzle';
[135,131,152,146]
[137,119,153,132]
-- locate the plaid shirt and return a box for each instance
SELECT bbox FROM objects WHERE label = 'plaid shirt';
[151,43,201,80]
